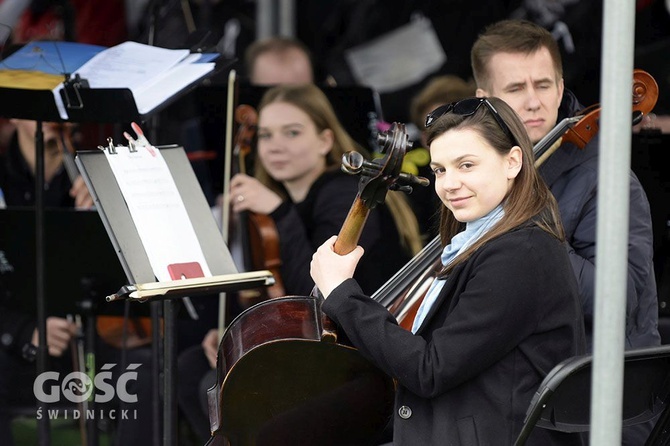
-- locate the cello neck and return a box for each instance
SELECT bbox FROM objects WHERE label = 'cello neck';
[533,115,582,160]
[333,196,371,255]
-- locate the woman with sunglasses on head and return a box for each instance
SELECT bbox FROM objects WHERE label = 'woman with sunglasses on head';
[311,96,587,446]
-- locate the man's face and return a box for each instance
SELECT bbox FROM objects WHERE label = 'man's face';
[476,47,564,144]
[251,49,313,86]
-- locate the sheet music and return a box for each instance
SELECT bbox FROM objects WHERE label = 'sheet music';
[50,41,215,119]
[104,144,212,282]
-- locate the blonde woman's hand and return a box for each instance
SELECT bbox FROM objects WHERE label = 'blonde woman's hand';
[230,173,282,214]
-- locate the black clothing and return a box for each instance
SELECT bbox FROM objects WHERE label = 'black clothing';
[271,169,412,296]
[0,133,74,208]
[0,133,76,446]
[0,133,158,446]
[323,225,586,446]
[543,89,660,350]
[0,133,76,364]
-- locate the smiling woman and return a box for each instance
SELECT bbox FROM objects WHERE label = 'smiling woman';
[309,96,587,445]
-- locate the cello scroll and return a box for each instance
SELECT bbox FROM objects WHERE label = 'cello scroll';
[334,122,428,255]
[562,68,659,148]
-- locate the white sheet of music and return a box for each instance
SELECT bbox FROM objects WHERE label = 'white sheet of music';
[104,143,212,282]
[52,41,215,118]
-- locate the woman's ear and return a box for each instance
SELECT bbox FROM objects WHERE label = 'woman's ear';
[318,128,334,156]
[507,146,523,179]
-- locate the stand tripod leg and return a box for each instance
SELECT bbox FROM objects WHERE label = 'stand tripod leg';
[151,301,162,446]
[163,299,178,446]
[82,301,98,446]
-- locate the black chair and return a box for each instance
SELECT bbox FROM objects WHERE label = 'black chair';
[514,344,670,445]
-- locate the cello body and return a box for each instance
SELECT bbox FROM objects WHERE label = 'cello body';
[206,296,395,446]
[206,123,422,446]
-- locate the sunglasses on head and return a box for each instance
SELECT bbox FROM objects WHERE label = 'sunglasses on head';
[425,97,518,147]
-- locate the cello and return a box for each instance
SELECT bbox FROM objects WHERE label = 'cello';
[206,122,426,446]
[375,68,660,331]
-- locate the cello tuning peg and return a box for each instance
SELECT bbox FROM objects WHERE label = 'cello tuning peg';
[376,131,391,150]
[398,172,430,188]
[393,185,413,193]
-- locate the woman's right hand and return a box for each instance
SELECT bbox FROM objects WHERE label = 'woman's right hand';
[310,235,364,298]
[229,173,282,214]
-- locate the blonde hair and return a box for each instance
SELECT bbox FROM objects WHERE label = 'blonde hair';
[257,84,423,255]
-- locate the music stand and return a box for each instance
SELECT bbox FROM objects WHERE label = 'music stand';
[0,83,66,445]
[0,43,229,446]
[76,144,273,446]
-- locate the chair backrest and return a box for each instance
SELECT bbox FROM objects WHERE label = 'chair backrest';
[513,345,670,446]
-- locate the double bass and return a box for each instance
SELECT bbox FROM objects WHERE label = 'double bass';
[206,123,426,446]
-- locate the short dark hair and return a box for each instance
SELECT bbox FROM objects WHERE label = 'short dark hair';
[471,19,563,91]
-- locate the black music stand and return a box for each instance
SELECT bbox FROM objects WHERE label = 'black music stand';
[0,44,230,446]
[75,144,273,446]
[0,85,66,446]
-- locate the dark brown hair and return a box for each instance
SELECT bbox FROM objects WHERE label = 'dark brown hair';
[425,96,565,274]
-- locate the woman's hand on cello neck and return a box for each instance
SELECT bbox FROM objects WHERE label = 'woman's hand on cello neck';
[310,235,365,298]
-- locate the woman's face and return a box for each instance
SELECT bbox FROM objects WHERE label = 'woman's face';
[429,127,521,223]
[257,101,332,187]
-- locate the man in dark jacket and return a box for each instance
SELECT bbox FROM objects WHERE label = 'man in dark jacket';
[471,19,660,352]
[471,19,660,445]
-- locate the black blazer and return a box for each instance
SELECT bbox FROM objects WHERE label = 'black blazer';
[323,225,587,446]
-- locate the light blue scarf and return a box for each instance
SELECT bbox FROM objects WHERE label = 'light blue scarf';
[411,205,505,334]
